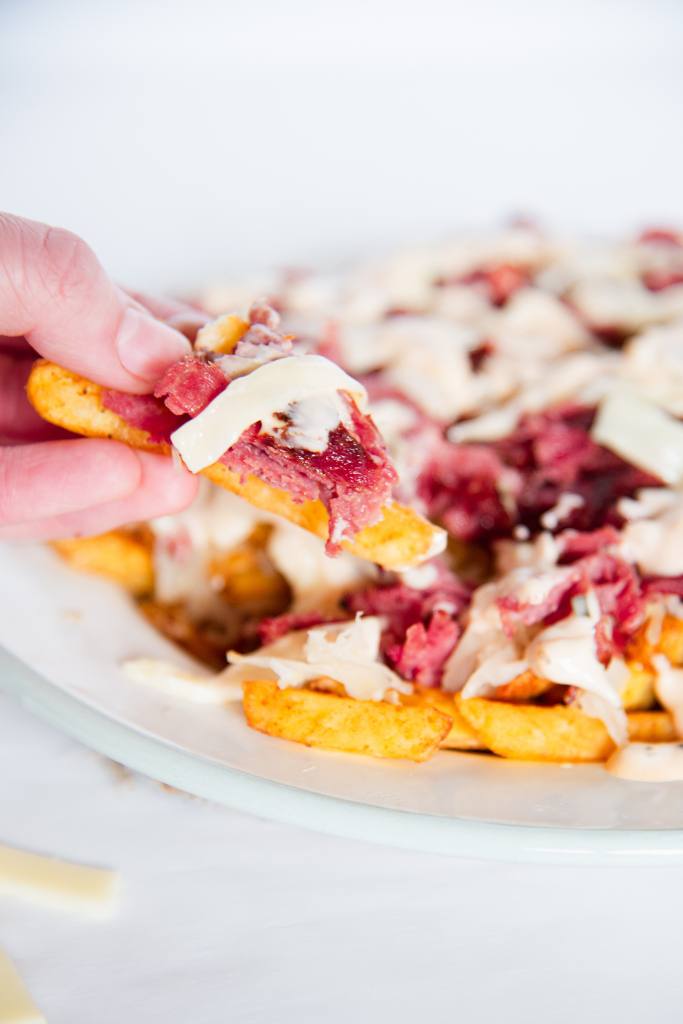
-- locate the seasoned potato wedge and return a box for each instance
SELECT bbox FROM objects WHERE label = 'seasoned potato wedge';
[242,680,452,761]
[405,689,485,750]
[494,670,553,703]
[458,698,677,762]
[52,530,153,597]
[627,710,677,744]
[27,360,444,571]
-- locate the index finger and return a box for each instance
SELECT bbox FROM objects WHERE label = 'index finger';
[0,213,190,394]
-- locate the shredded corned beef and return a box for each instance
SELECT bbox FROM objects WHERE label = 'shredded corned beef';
[258,611,341,646]
[154,356,227,416]
[346,565,470,686]
[417,441,517,541]
[496,551,646,659]
[100,391,181,444]
[556,525,621,562]
[386,610,460,688]
[643,269,683,292]
[436,264,531,306]
[419,404,660,544]
[222,397,397,554]
[641,576,683,598]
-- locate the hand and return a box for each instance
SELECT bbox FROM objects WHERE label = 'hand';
[0,213,202,540]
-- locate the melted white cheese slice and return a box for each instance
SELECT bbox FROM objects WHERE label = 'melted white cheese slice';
[592,387,683,485]
[171,355,367,473]
[0,950,45,1024]
[0,843,119,917]
[226,616,410,702]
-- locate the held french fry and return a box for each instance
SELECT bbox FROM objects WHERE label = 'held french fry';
[242,679,452,762]
[27,361,444,571]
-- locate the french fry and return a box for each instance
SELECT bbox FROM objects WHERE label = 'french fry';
[209,526,291,617]
[627,710,677,744]
[494,670,553,703]
[52,529,153,597]
[620,661,656,711]
[242,679,452,761]
[657,616,683,665]
[458,698,677,762]
[405,689,485,750]
[27,361,444,571]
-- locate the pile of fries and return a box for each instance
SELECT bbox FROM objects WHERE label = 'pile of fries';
[37,224,683,768]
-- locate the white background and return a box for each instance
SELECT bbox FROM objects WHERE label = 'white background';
[3,1,683,1019]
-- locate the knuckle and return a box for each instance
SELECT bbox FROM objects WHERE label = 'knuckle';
[37,226,96,304]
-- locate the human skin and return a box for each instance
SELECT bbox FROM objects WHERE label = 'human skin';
[0,213,202,540]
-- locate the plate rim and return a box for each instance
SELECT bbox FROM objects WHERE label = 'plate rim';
[4,646,683,865]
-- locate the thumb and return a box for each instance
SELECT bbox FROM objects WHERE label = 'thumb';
[0,213,189,394]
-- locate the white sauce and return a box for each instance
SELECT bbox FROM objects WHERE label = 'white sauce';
[123,658,243,704]
[171,355,367,472]
[606,742,683,782]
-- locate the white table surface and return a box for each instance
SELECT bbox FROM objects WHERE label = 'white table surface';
[2,687,683,1023]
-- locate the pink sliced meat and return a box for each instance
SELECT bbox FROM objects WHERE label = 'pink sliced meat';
[386,610,460,688]
[641,576,683,598]
[100,391,182,444]
[417,440,518,541]
[258,612,343,646]
[154,356,227,416]
[346,564,470,686]
[222,398,398,555]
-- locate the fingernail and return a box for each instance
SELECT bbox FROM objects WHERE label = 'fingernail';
[116,307,191,383]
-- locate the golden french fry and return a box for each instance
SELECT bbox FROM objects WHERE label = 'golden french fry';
[457,698,612,762]
[494,669,553,703]
[627,710,676,744]
[209,527,291,617]
[405,689,485,750]
[458,698,678,762]
[658,616,683,666]
[27,361,444,571]
[52,529,153,597]
[620,661,656,711]
[242,680,452,762]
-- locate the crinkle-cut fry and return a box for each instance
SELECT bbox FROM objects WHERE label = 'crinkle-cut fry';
[52,529,154,597]
[458,698,677,762]
[242,680,452,762]
[404,688,485,750]
[27,361,444,571]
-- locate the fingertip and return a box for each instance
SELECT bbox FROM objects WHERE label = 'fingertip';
[115,308,191,388]
[135,451,200,513]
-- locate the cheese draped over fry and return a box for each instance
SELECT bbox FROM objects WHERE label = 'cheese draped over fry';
[226,616,411,702]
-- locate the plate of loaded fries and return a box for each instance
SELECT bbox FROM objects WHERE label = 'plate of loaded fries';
[4,222,683,863]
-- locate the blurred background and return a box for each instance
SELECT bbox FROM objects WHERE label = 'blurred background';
[1,0,682,292]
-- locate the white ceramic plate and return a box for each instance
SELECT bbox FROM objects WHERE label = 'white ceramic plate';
[3,543,683,864]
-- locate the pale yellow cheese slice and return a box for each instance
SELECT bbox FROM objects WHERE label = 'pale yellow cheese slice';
[0,844,119,917]
[0,950,45,1024]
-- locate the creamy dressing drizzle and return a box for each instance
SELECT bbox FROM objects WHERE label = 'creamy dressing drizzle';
[606,742,683,782]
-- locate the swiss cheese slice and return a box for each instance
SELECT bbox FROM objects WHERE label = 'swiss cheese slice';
[0,843,119,917]
[0,950,45,1024]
